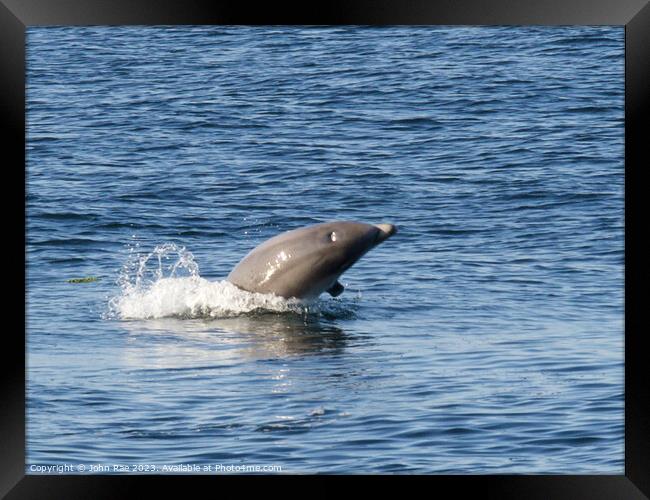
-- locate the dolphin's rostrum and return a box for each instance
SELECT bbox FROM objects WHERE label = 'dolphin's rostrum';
[227,221,397,300]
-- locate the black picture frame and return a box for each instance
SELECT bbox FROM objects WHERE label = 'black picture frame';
[2,0,647,497]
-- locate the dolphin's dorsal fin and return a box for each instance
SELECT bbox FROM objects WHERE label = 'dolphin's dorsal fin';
[327,281,344,297]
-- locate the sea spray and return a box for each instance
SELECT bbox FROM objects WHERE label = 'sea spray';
[106,243,354,320]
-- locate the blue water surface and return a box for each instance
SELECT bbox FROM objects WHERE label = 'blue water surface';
[26,26,624,474]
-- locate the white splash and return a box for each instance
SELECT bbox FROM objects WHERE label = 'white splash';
[106,243,321,320]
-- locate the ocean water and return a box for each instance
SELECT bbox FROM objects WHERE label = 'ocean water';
[26,26,624,474]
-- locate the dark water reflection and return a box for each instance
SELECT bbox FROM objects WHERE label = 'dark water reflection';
[118,313,349,362]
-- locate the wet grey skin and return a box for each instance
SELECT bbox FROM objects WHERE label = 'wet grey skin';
[227,221,397,300]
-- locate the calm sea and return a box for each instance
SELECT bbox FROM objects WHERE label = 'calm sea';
[26,26,624,474]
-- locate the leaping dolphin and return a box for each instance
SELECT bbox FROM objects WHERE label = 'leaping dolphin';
[226,221,397,300]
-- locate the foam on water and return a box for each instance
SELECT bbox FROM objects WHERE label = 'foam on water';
[107,243,333,320]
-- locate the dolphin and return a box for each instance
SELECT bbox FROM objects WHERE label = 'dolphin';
[226,221,397,300]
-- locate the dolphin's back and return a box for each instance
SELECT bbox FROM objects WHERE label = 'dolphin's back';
[226,221,396,300]
[227,226,328,298]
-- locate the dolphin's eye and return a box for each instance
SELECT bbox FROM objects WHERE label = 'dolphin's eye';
[329,232,337,242]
